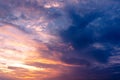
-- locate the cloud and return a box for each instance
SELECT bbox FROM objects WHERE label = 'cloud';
[0,0,120,80]
[60,0,120,63]
[60,6,110,64]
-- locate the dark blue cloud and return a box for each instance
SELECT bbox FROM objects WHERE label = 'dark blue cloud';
[60,10,98,49]
[60,0,120,64]
[75,65,120,80]
[60,8,111,63]
[49,64,120,80]
[59,1,120,80]
[98,18,120,44]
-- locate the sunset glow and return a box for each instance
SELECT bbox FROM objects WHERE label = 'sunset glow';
[0,0,120,80]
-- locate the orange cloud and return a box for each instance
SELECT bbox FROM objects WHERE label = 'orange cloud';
[0,23,72,80]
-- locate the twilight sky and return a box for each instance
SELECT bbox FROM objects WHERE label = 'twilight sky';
[0,0,120,80]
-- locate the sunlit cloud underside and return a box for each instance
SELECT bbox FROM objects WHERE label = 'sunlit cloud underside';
[0,24,62,80]
[0,0,70,80]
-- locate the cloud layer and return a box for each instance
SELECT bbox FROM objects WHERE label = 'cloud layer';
[0,0,120,80]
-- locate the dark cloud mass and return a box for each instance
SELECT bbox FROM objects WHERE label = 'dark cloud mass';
[0,0,120,80]
[59,0,120,80]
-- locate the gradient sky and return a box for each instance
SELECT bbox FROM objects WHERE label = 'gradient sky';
[0,0,120,80]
